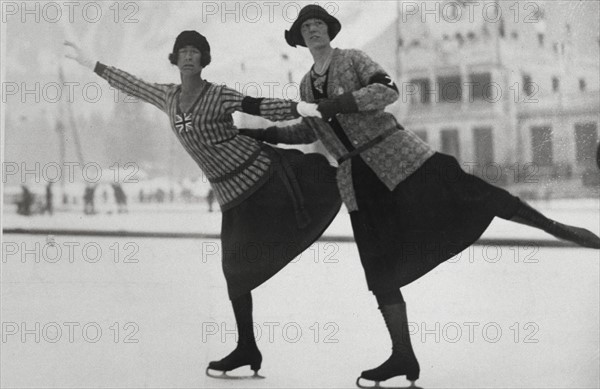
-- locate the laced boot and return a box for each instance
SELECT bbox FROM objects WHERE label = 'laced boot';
[359,302,420,385]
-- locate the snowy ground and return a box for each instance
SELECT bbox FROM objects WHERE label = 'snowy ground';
[1,199,599,388]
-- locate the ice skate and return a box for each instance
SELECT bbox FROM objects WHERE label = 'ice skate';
[511,200,600,249]
[355,352,421,389]
[356,377,421,389]
[205,344,264,379]
[356,302,421,389]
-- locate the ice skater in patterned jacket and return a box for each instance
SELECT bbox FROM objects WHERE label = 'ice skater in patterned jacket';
[65,30,341,379]
[239,5,600,388]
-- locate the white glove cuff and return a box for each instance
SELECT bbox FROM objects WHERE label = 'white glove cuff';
[297,101,322,119]
[81,58,96,70]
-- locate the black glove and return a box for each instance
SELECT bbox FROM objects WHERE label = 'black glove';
[238,127,280,144]
[316,99,340,122]
[317,92,359,121]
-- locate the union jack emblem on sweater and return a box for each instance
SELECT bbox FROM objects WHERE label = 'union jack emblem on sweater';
[175,112,193,134]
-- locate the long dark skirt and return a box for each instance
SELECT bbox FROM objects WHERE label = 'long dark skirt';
[350,152,520,294]
[221,145,341,300]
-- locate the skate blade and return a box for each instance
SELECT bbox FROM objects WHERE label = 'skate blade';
[356,376,423,389]
[206,367,265,380]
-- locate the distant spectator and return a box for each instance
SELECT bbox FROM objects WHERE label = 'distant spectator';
[83,184,96,215]
[207,188,215,212]
[44,182,54,215]
[17,185,33,216]
[112,183,128,213]
[155,188,165,203]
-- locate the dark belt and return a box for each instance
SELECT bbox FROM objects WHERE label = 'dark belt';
[336,126,399,165]
[210,148,262,183]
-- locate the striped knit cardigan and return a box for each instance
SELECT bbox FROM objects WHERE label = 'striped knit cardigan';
[94,63,301,210]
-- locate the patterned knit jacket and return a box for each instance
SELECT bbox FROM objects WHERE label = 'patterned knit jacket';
[94,63,301,210]
[265,48,434,211]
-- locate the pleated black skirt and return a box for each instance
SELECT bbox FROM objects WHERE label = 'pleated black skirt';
[221,145,341,300]
[350,152,520,293]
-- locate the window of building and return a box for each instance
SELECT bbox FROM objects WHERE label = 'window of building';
[574,123,598,166]
[473,127,494,166]
[441,128,460,158]
[469,72,492,101]
[579,78,586,91]
[409,78,431,105]
[437,75,462,103]
[522,74,534,96]
[531,126,553,166]
[552,77,560,92]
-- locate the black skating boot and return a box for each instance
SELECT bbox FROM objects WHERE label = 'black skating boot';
[207,342,262,374]
[511,200,600,249]
[207,293,263,378]
[357,302,420,387]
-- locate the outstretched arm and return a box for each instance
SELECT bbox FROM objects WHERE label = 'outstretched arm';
[64,40,170,113]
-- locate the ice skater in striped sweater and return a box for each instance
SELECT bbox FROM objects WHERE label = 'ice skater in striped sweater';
[65,30,342,379]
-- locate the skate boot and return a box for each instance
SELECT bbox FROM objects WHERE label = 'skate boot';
[511,200,600,249]
[356,302,421,388]
[206,343,263,379]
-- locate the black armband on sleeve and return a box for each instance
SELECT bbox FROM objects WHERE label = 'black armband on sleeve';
[368,72,398,93]
[94,62,106,76]
[238,127,280,144]
[241,96,265,115]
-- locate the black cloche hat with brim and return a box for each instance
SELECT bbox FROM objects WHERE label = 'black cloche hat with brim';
[285,5,341,48]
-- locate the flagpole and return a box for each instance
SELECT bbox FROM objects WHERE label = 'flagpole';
[495,0,502,67]
[395,1,402,82]
[59,66,85,166]
[54,107,66,192]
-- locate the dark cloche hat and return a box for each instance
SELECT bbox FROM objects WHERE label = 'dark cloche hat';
[169,30,211,67]
[285,5,341,48]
